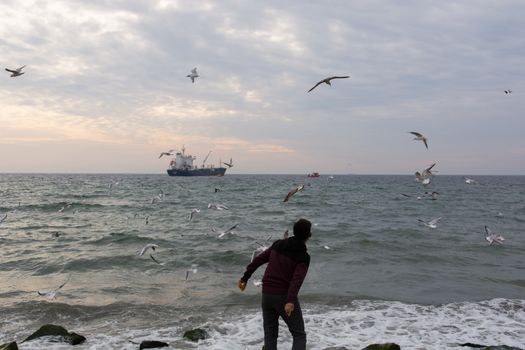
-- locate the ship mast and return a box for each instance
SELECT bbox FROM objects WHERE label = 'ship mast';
[202,150,212,167]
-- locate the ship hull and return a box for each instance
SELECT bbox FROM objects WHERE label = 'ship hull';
[167,167,227,176]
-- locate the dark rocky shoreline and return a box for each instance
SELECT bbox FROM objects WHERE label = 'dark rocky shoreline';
[1,324,523,350]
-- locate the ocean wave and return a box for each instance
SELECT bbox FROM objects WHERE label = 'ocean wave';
[1,298,523,350]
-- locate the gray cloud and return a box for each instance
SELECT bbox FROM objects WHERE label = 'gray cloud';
[1,0,524,173]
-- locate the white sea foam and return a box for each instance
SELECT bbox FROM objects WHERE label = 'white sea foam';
[201,298,525,350]
[2,300,524,350]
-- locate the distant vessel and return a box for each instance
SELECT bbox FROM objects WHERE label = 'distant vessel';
[307,172,320,178]
[167,147,226,176]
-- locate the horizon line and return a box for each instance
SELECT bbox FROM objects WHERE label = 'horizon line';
[1,172,524,176]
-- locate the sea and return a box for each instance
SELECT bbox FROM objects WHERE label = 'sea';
[0,174,524,350]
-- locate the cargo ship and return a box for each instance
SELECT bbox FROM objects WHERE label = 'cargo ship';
[167,147,227,176]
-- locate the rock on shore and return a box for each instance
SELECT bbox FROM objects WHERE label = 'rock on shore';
[0,342,18,350]
[183,328,208,342]
[362,344,401,350]
[22,324,86,345]
[139,340,169,349]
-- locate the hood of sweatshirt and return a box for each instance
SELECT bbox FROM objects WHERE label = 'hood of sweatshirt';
[271,237,310,265]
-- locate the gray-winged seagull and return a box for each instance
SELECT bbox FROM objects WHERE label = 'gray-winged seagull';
[5,65,26,77]
[187,68,199,83]
[409,132,429,149]
[308,75,350,93]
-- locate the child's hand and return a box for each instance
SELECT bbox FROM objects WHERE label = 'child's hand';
[238,279,247,291]
[284,302,294,317]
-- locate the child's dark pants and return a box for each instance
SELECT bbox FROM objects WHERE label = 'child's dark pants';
[262,293,306,350]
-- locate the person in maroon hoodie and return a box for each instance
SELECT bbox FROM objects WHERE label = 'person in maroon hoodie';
[238,218,311,350]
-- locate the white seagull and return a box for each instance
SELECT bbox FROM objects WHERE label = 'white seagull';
[415,163,436,184]
[253,278,263,287]
[5,65,26,77]
[57,203,72,213]
[251,235,272,261]
[418,217,441,229]
[409,132,429,150]
[213,223,238,238]
[187,68,199,83]
[151,190,164,204]
[208,203,229,210]
[159,150,174,158]
[223,158,233,168]
[464,177,478,184]
[308,75,350,93]
[188,208,200,221]
[283,184,305,202]
[484,226,505,245]
[108,180,121,194]
[185,264,198,281]
[139,243,158,256]
[37,276,70,300]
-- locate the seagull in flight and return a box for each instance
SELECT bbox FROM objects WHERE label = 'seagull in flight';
[308,75,350,93]
[409,132,429,149]
[5,65,26,77]
[253,278,263,287]
[212,223,238,238]
[185,264,198,281]
[418,217,441,229]
[187,68,199,83]
[484,226,505,245]
[108,180,121,194]
[139,243,158,256]
[151,189,164,204]
[139,243,164,265]
[159,150,174,158]
[188,208,200,221]
[37,276,70,300]
[149,254,164,265]
[223,158,233,168]
[415,163,436,184]
[504,90,512,94]
[283,184,305,202]
[57,203,72,213]
[208,203,229,210]
[464,177,478,184]
[251,235,273,261]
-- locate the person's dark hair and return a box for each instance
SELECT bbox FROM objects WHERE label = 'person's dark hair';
[293,218,312,241]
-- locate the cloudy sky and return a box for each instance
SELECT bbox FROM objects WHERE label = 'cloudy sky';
[1,1,524,174]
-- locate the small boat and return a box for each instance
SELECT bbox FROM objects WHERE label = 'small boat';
[307,172,320,178]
